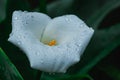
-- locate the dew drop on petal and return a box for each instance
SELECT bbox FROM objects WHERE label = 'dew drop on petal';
[22,35,26,39]
[28,47,32,50]
[18,35,21,39]
[35,52,39,55]
[9,33,13,37]
[25,21,28,24]
[40,59,43,64]
[65,17,71,23]
[66,44,71,48]
[28,47,32,51]
[15,17,18,20]
[75,43,81,47]
[81,23,85,27]
[17,40,22,45]
[31,15,34,18]
[40,60,43,63]
[77,23,83,28]
[83,29,88,32]
[24,32,29,36]
[23,11,28,13]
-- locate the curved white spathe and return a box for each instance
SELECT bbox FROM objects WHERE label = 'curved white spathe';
[8,11,94,73]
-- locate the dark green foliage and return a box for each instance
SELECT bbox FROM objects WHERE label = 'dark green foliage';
[0,48,23,80]
[0,0,7,23]
[0,0,120,80]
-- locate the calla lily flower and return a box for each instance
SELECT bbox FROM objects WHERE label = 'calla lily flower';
[8,11,94,73]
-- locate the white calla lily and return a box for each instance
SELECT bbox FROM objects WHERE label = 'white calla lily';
[8,11,94,73]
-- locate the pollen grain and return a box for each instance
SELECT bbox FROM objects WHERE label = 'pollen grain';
[48,40,56,46]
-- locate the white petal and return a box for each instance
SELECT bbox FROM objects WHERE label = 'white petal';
[8,11,94,73]
[11,11,51,39]
[41,15,94,72]
[41,15,94,45]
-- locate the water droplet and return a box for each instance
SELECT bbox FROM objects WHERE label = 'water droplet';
[14,17,18,20]
[41,60,43,63]
[75,43,81,47]
[17,41,22,45]
[24,11,28,13]
[31,15,34,18]
[24,32,28,36]
[66,44,71,48]
[49,73,52,75]
[28,47,33,52]
[77,45,81,48]
[18,35,21,39]
[28,47,32,50]
[22,35,26,39]
[35,52,39,55]
[25,21,28,24]
[77,23,84,28]
[10,33,13,37]
[83,30,88,33]
[65,17,71,23]
[40,60,43,63]
[80,23,85,27]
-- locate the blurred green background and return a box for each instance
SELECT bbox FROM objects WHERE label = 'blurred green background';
[0,0,120,80]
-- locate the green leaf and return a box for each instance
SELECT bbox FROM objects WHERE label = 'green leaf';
[87,0,120,29]
[78,38,120,74]
[47,0,102,18]
[0,48,23,80]
[0,0,7,23]
[99,65,120,80]
[47,0,120,29]
[41,73,93,80]
[47,0,74,17]
[0,42,37,80]
[39,0,47,13]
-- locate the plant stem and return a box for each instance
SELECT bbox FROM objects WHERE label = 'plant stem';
[36,70,42,80]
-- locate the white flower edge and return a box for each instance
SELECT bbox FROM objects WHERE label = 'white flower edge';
[8,11,94,73]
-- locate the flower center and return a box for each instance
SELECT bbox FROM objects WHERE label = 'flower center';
[47,40,56,46]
